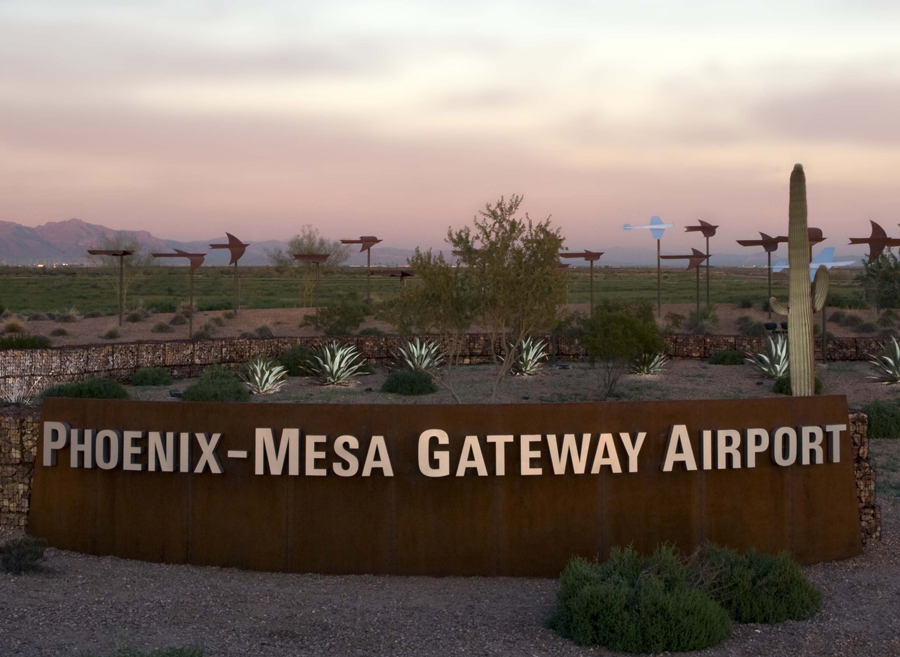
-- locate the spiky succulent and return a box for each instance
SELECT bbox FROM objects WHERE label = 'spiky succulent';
[744,335,789,379]
[508,337,548,376]
[312,341,365,386]
[1,377,42,406]
[239,358,288,394]
[397,337,444,373]
[868,337,900,384]
[632,351,668,375]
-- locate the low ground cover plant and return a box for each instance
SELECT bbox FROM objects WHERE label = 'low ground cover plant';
[381,369,438,396]
[744,336,789,378]
[43,377,130,400]
[239,359,288,394]
[686,305,719,335]
[509,337,547,376]
[397,337,444,373]
[152,322,174,333]
[709,350,744,365]
[631,351,667,375]
[0,334,51,350]
[49,328,68,337]
[1,536,47,574]
[774,375,823,395]
[862,399,900,439]
[551,543,821,653]
[131,367,174,386]
[303,292,367,335]
[181,365,249,402]
[3,319,26,334]
[102,328,120,340]
[868,337,900,384]
[312,341,365,385]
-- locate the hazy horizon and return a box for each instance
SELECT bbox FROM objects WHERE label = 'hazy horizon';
[2,1,899,256]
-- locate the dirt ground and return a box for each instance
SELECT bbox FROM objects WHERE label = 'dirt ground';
[126,360,899,409]
[1,441,897,657]
[2,303,890,347]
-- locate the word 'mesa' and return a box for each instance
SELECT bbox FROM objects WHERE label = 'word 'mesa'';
[43,423,846,477]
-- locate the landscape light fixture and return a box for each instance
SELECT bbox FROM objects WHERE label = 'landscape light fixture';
[560,250,604,313]
[735,232,788,318]
[86,249,134,326]
[848,221,900,260]
[684,220,718,307]
[292,252,331,315]
[623,216,674,316]
[659,248,710,318]
[340,236,382,303]
[209,233,248,315]
[151,249,206,339]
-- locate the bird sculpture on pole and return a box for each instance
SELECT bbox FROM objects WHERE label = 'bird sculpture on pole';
[209,233,249,315]
[151,249,206,339]
[86,249,134,327]
[736,232,788,318]
[369,268,415,290]
[659,248,710,318]
[340,236,382,304]
[684,220,718,307]
[623,216,673,316]
[848,221,900,260]
[559,250,604,314]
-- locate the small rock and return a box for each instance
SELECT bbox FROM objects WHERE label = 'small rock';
[168,389,182,398]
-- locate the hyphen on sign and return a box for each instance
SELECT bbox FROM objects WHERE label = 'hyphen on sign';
[42,423,847,477]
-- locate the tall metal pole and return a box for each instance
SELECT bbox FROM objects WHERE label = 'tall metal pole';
[366,250,371,304]
[233,262,239,315]
[696,265,701,318]
[314,262,320,318]
[705,235,711,307]
[188,269,194,340]
[589,260,594,314]
[767,252,772,318]
[657,240,661,316]
[118,256,125,327]
[822,306,828,364]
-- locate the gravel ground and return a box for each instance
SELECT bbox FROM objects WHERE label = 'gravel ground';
[127,359,900,409]
[1,443,898,657]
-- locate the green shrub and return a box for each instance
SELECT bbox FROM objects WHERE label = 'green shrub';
[49,328,68,337]
[43,377,129,400]
[169,314,188,326]
[663,312,685,332]
[1,537,46,574]
[737,298,754,309]
[279,345,316,376]
[255,325,274,338]
[210,316,226,327]
[83,310,104,319]
[359,327,384,336]
[694,544,822,623]
[828,310,846,322]
[303,292,367,335]
[0,334,51,350]
[840,314,863,328]
[131,367,174,386]
[709,350,744,365]
[381,369,438,396]
[192,322,217,340]
[826,293,868,310]
[736,315,767,337]
[57,308,79,323]
[152,322,174,334]
[3,319,26,334]
[550,547,731,653]
[198,299,233,312]
[102,328,120,340]
[774,375,823,395]
[878,313,898,328]
[182,365,249,402]
[857,322,877,334]
[862,400,900,439]
[27,312,48,321]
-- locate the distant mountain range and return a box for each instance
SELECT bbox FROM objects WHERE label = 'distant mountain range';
[0,218,865,268]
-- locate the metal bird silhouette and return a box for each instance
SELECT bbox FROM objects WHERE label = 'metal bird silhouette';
[152,249,206,270]
[684,220,718,237]
[659,248,709,271]
[848,221,900,260]
[209,232,248,265]
[736,232,787,253]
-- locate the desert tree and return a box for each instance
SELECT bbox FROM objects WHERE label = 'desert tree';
[86,232,154,311]
[857,248,900,312]
[267,225,351,306]
[449,194,566,401]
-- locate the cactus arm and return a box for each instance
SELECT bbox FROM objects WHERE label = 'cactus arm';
[769,297,789,315]
[811,265,830,313]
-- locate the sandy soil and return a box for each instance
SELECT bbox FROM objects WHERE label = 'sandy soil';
[2,303,891,347]
[1,442,897,657]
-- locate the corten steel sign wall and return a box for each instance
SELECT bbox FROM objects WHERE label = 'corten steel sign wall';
[31,397,861,577]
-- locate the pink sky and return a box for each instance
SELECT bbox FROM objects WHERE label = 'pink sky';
[1,1,899,254]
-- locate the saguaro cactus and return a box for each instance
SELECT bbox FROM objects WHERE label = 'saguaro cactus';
[769,164,829,396]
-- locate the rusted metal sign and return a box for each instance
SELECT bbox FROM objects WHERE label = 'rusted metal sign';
[30,396,861,577]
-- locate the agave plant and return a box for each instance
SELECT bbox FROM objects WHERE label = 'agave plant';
[744,335,789,379]
[632,351,668,375]
[239,358,288,394]
[868,337,900,384]
[397,338,444,373]
[1,377,43,406]
[508,337,548,376]
[312,341,365,386]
